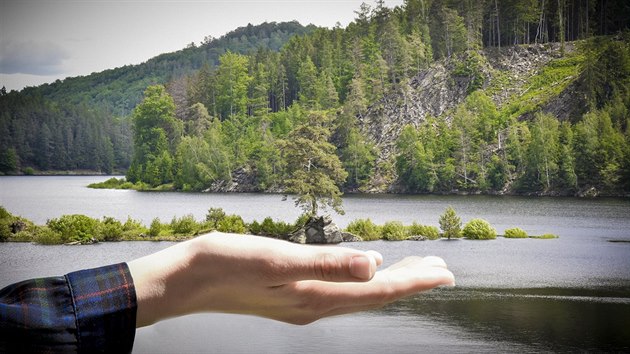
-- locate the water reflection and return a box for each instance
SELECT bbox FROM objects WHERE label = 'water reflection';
[391,287,630,352]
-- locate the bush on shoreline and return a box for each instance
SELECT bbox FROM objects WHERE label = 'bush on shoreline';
[462,218,497,240]
[504,227,528,238]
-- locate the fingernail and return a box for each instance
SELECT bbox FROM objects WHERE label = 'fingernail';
[366,250,383,266]
[350,255,372,280]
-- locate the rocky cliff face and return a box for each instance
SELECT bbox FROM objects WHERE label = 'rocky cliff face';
[359,42,586,192]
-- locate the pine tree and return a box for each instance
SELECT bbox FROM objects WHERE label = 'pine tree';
[439,206,462,240]
[280,111,348,216]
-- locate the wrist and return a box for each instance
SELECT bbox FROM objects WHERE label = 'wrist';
[128,237,199,327]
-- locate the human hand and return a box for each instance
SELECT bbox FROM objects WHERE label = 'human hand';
[128,232,455,327]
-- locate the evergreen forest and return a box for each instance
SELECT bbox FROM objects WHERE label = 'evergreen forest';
[1,0,629,198]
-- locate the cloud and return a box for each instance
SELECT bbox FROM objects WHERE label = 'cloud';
[0,40,69,76]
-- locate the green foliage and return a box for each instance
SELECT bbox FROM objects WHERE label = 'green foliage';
[340,128,376,190]
[0,148,19,174]
[345,218,382,241]
[216,52,252,118]
[439,206,462,239]
[503,54,584,120]
[462,218,497,240]
[149,217,162,237]
[531,233,559,239]
[128,85,180,187]
[216,214,246,234]
[99,217,123,241]
[121,216,148,239]
[293,213,311,229]
[170,214,198,235]
[280,111,348,215]
[34,227,63,245]
[453,51,486,93]
[381,221,408,241]
[249,217,294,238]
[88,177,127,189]
[47,214,99,243]
[504,227,528,238]
[407,223,440,240]
[2,2,629,198]
[206,207,227,228]
[0,206,13,241]
[0,220,10,242]
[396,125,437,192]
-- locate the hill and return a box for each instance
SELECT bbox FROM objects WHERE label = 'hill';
[1,0,629,197]
[0,21,315,173]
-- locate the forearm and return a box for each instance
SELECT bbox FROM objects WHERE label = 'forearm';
[127,237,198,327]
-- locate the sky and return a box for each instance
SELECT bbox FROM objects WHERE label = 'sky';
[0,0,404,91]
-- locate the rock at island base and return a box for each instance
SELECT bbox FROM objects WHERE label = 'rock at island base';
[289,215,344,244]
[341,232,363,242]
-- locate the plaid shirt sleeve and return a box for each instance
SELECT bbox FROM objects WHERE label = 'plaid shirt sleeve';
[0,263,137,353]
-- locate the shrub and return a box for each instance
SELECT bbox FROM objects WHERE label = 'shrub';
[47,214,99,243]
[34,227,63,245]
[439,206,462,239]
[345,218,382,241]
[382,221,407,241]
[0,220,12,241]
[294,213,311,228]
[407,223,440,240]
[149,217,162,237]
[258,217,293,238]
[248,220,262,235]
[462,218,497,240]
[88,177,124,189]
[206,207,227,228]
[217,215,246,234]
[0,206,11,220]
[504,227,528,238]
[99,217,123,241]
[171,214,198,235]
[0,207,13,241]
[121,217,148,239]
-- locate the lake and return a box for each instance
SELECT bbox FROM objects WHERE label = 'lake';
[1,176,630,352]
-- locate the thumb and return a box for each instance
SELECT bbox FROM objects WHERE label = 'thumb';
[288,248,382,283]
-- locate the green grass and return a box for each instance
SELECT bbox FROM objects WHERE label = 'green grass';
[501,53,585,120]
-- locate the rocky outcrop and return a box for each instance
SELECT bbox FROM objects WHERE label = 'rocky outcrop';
[205,167,264,193]
[360,61,474,165]
[341,232,363,242]
[289,215,343,244]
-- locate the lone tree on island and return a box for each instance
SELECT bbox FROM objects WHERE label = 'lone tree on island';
[280,111,348,216]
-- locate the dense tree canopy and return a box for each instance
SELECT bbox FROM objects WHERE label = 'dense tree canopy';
[1,1,629,199]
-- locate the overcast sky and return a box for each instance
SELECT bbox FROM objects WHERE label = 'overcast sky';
[0,0,404,91]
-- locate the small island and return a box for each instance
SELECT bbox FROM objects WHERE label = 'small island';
[0,205,557,245]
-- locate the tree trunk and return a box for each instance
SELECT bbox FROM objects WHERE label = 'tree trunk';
[495,0,501,50]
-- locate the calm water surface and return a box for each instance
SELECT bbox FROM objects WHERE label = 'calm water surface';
[1,176,630,352]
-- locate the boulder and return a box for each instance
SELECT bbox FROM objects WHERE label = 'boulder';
[341,232,363,242]
[289,215,343,244]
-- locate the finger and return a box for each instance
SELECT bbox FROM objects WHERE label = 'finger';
[273,246,380,284]
[289,258,455,309]
[366,250,383,267]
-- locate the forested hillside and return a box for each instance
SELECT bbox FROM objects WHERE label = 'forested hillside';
[2,0,630,197]
[0,21,314,173]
